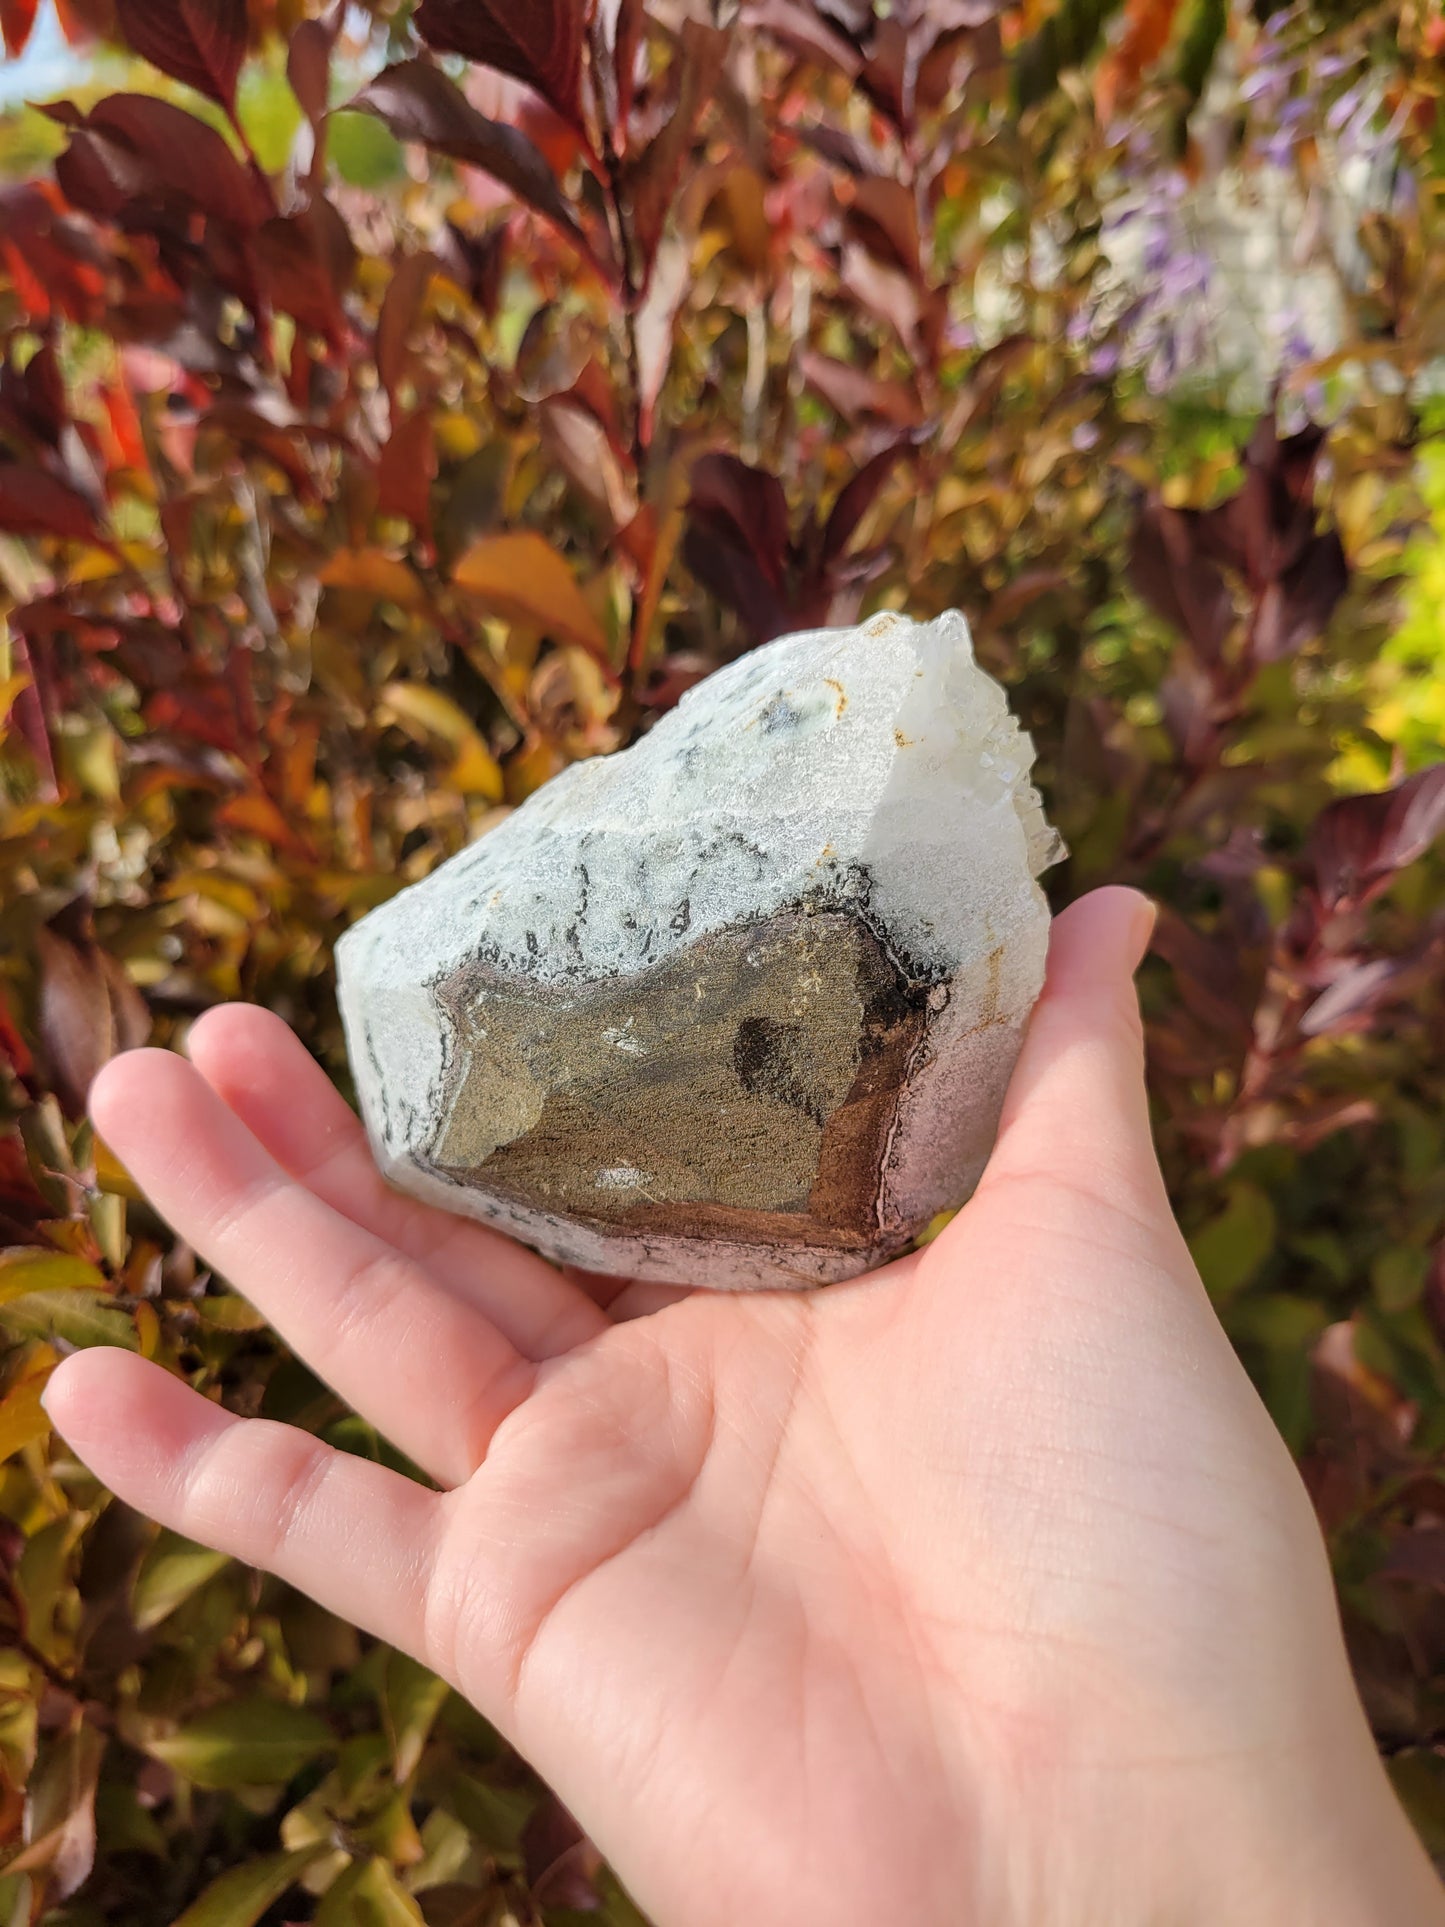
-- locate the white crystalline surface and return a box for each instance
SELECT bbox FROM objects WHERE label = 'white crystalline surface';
[337,609,1061,1289]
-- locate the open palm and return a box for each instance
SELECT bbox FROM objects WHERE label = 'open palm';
[46,889,1442,1927]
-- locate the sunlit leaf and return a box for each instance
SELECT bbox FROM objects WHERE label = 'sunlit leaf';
[0,1371,51,1463]
[0,1250,107,1301]
[0,1289,138,1350]
[314,1855,426,1926]
[319,548,426,607]
[132,1530,232,1632]
[1189,1183,1276,1302]
[148,1699,335,1789]
[453,531,609,662]
[379,1652,450,1784]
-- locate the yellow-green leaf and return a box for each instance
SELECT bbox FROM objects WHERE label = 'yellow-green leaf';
[0,1371,51,1463]
[379,684,504,801]
[148,1699,334,1789]
[378,681,471,746]
[0,1289,138,1350]
[193,1293,270,1332]
[453,530,608,659]
[379,1652,449,1784]
[0,1249,107,1305]
[132,1530,232,1632]
[170,1846,329,1927]
[314,1857,425,1927]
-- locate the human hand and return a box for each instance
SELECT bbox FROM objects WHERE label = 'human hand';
[43,888,1442,1927]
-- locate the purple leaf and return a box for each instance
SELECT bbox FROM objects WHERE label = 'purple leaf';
[354,61,593,262]
[112,0,247,110]
[413,0,587,133]
[1312,765,1445,910]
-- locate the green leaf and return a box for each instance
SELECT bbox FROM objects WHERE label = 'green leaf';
[170,1846,330,1927]
[0,1289,138,1350]
[329,110,405,188]
[314,1857,425,1927]
[237,67,304,175]
[379,1651,450,1784]
[132,1530,232,1632]
[1372,1246,1428,1314]
[445,1772,531,1854]
[1189,1183,1277,1302]
[148,1699,335,1790]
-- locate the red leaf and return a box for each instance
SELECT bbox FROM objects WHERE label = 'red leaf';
[376,409,437,536]
[688,454,791,590]
[376,252,437,404]
[354,61,593,262]
[0,338,67,450]
[684,456,798,641]
[49,94,271,230]
[0,989,33,1082]
[54,0,114,44]
[413,0,587,132]
[287,15,334,128]
[844,175,921,279]
[745,0,862,78]
[521,1791,602,1910]
[5,632,59,801]
[1298,957,1404,1038]
[820,437,915,567]
[112,0,247,109]
[434,220,508,320]
[624,19,727,273]
[0,463,99,541]
[591,0,646,145]
[682,524,791,643]
[35,917,150,1119]
[1250,530,1349,663]
[1312,765,1445,910]
[1,0,39,57]
[1128,499,1236,665]
[254,199,356,343]
[0,187,109,324]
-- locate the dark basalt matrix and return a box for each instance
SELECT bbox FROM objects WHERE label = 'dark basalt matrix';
[337,611,1062,1289]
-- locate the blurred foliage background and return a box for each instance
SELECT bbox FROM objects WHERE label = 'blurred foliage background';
[1,0,1444,1920]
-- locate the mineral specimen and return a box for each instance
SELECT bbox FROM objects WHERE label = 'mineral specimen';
[337,609,1062,1290]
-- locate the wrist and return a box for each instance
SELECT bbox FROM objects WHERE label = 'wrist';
[987,1684,1444,1927]
[1158,1718,1443,1927]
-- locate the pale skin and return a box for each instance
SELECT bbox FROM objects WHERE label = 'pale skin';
[43,888,1444,1926]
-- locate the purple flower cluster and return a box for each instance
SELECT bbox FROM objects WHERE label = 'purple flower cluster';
[1068,8,1410,398]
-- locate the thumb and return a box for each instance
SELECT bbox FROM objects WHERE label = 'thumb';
[978,886,1163,1212]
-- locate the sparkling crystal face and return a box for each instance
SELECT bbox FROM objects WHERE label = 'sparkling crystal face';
[426,907,931,1254]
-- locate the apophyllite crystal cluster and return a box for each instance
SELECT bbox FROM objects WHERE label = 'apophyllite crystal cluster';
[338,610,1062,1289]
